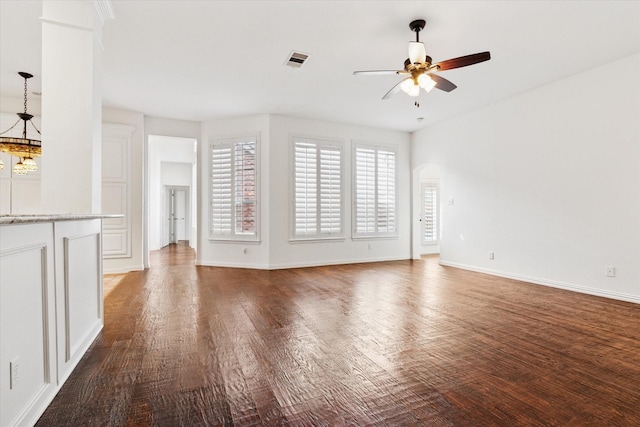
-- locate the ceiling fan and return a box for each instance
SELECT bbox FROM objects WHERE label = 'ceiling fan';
[354,19,490,106]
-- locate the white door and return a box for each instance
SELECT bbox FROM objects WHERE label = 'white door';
[174,189,187,241]
[161,187,171,248]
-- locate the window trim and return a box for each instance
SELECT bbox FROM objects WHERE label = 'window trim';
[289,134,345,242]
[351,141,399,240]
[208,134,260,242]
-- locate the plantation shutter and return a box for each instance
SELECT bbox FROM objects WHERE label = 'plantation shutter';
[354,145,397,237]
[355,147,376,234]
[319,146,341,234]
[294,142,318,235]
[423,185,438,244]
[234,140,256,235]
[293,138,342,239]
[210,137,258,240]
[376,149,396,233]
[211,145,232,235]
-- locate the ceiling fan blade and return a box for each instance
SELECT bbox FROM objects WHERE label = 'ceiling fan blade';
[429,74,457,92]
[353,70,407,76]
[435,51,491,71]
[382,78,410,100]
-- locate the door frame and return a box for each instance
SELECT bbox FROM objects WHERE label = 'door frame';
[163,185,190,245]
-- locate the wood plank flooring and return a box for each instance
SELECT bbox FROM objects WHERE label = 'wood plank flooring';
[36,244,640,426]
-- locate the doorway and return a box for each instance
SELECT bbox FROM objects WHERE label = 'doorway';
[147,135,197,261]
[163,185,190,247]
[412,163,441,258]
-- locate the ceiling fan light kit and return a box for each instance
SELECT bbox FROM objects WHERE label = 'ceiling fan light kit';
[408,41,427,64]
[354,19,491,106]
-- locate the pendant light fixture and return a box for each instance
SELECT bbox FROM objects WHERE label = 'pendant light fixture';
[0,72,42,174]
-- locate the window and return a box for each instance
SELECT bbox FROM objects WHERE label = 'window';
[353,144,397,238]
[422,183,438,244]
[209,136,258,241]
[292,136,343,240]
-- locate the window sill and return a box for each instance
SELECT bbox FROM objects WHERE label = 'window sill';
[208,238,261,244]
[351,235,399,241]
[289,236,346,244]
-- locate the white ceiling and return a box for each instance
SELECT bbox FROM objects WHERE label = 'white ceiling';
[1,1,639,132]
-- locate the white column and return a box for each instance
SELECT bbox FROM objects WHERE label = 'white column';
[40,1,113,213]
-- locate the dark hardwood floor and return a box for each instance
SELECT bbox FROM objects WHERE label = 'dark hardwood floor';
[36,244,640,426]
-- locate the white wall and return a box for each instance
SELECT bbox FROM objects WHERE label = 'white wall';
[412,53,640,303]
[198,113,411,269]
[161,161,192,186]
[145,116,200,140]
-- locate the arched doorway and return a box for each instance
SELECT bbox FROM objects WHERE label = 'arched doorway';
[412,163,441,259]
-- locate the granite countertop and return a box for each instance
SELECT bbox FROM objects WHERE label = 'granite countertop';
[0,214,124,225]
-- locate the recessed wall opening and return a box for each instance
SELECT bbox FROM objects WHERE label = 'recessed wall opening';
[147,135,198,261]
[412,163,441,259]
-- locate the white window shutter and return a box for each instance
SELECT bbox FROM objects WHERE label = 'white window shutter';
[295,142,318,236]
[319,146,341,234]
[293,138,342,239]
[376,149,396,233]
[423,185,438,244]
[234,140,256,235]
[354,145,397,237]
[211,145,232,235]
[210,137,258,240]
[355,148,376,234]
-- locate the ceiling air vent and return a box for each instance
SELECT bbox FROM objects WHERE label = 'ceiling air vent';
[285,51,310,68]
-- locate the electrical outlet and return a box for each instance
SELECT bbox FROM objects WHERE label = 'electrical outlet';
[606,266,616,277]
[10,357,20,390]
[488,251,494,260]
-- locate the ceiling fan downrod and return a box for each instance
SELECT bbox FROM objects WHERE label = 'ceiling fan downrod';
[409,19,426,42]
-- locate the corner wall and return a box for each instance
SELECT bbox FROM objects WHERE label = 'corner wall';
[412,53,640,303]
[198,114,412,269]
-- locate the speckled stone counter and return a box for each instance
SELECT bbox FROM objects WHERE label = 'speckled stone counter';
[0,213,122,225]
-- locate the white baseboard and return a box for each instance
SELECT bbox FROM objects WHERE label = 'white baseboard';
[102,264,145,274]
[439,260,640,304]
[196,255,408,270]
[196,260,270,269]
[267,256,408,270]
